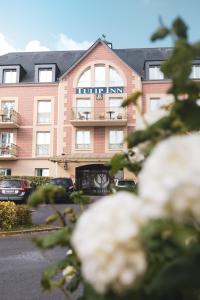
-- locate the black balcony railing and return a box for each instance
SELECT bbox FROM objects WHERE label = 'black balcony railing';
[71,106,127,121]
[0,109,20,125]
[0,143,18,157]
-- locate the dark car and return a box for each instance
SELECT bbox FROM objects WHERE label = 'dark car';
[0,179,34,203]
[112,179,137,193]
[47,177,74,203]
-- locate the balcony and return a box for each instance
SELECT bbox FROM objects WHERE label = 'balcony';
[0,109,20,128]
[70,107,127,127]
[0,143,18,160]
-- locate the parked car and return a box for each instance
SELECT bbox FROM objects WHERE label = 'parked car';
[112,179,137,193]
[47,177,74,203]
[0,179,34,203]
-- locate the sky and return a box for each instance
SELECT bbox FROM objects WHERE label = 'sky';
[0,0,199,55]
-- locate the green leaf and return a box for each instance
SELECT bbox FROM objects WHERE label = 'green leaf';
[151,27,170,42]
[41,258,69,290]
[70,191,90,205]
[45,214,58,224]
[149,247,200,293]
[121,91,141,107]
[33,227,71,249]
[172,17,188,39]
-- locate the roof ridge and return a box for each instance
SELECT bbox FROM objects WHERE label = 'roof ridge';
[115,46,173,51]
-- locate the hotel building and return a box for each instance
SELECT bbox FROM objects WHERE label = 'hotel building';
[0,39,198,194]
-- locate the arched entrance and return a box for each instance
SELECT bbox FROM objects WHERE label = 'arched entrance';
[75,164,111,195]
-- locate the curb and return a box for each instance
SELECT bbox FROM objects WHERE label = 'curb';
[0,226,62,237]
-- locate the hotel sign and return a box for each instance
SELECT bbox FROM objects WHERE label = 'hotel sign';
[76,87,124,94]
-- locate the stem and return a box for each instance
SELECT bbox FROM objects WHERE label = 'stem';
[135,101,149,128]
[50,200,66,227]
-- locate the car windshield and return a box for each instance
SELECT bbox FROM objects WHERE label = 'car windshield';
[0,180,21,188]
[117,180,135,187]
[49,178,73,187]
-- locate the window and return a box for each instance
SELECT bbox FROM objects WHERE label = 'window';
[77,65,123,87]
[76,99,91,119]
[109,130,123,149]
[109,98,123,119]
[0,168,11,176]
[76,130,91,149]
[35,168,49,176]
[150,97,168,111]
[109,66,123,86]
[190,65,200,79]
[37,101,51,124]
[3,69,17,83]
[95,65,105,86]
[77,68,91,87]
[149,66,164,80]
[0,132,13,145]
[38,68,53,83]
[36,132,50,156]
[1,101,15,111]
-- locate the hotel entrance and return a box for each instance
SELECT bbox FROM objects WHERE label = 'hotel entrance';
[75,164,111,195]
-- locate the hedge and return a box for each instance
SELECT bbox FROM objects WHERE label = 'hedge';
[0,176,50,187]
[0,201,32,230]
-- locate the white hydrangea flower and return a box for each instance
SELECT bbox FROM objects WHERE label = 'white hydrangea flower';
[62,265,76,283]
[139,134,200,222]
[71,192,149,293]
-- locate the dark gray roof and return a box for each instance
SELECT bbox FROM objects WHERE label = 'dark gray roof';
[114,47,172,77]
[0,46,172,83]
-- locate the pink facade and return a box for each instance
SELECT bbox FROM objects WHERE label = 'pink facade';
[0,39,171,187]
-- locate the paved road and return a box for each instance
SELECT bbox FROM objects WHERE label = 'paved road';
[0,233,82,300]
[31,196,101,225]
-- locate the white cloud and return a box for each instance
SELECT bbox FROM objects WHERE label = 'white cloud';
[0,32,93,56]
[0,33,17,55]
[56,33,93,50]
[24,40,50,52]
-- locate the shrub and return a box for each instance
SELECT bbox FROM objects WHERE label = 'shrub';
[0,202,32,230]
[15,205,32,226]
[0,176,50,187]
[0,201,17,230]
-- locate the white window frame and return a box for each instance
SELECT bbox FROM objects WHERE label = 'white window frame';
[38,68,53,83]
[3,69,17,83]
[94,64,106,86]
[109,66,123,86]
[35,168,49,176]
[190,65,200,79]
[149,66,164,80]
[37,100,51,124]
[36,132,50,156]
[149,97,168,111]
[0,168,11,175]
[109,130,124,150]
[77,68,91,87]
[75,130,91,150]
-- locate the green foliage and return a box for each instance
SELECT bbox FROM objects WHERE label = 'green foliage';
[122,91,141,107]
[0,201,17,230]
[32,16,200,300]
[0,175,50,187]
[70,191,90,206]
[28,185,66,207]
[0,202,31,230]
[15,205,32,226]
[33,227,71,249]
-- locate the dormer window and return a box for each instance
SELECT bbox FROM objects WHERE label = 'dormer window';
[38,68,53,83]
[3,69,17,83]
[35,64,57,83]
[149,66,164,80]
[190,65,200,79]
